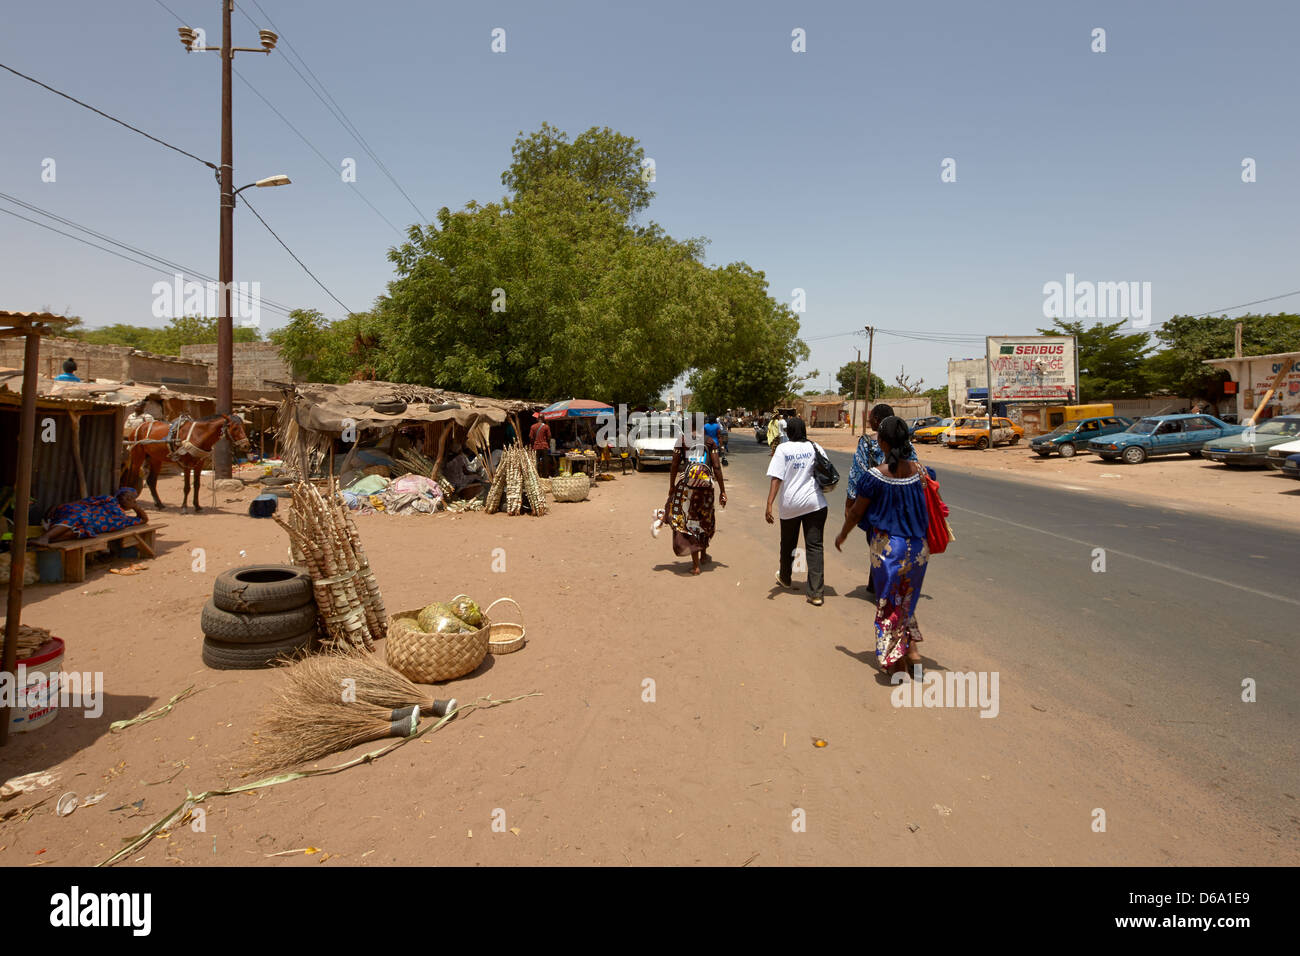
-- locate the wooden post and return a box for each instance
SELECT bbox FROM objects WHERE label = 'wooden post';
[2,325,44,746]
[431,422,450,480]
[67,410,89,499]
[862,326,874,436]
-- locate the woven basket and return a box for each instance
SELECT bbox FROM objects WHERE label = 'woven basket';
[485,597,525,655]
[385,607,489,683]
[538,477,553,495]
[549,473,590,502]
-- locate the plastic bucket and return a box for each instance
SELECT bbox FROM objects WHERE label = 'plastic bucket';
[8,637,65,733]
[36,549,63,584]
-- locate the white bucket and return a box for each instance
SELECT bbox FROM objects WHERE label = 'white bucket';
[8,637,64,733]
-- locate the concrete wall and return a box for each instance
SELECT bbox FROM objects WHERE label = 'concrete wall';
[846,397,934,429]
[0,335,208,385]
[179,342,293,389]
[947,358,986,412]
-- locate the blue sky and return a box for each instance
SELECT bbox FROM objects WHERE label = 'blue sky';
[2,0,1298,393]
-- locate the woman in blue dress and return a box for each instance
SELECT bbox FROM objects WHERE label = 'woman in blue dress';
[835,416,931,677]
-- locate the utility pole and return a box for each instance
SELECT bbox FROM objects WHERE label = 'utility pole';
[216,0,234,478]
[177,9,279,478]
[862,326,875,435]
[852,348,861,430]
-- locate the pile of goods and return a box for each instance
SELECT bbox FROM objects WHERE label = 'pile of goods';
[387,593,524,682]
[242,648,459,775]
[485,445,548,516]
[6,623,53,658]
[340,474,444,515]
[200,565,318,669]
[274,480,387,651]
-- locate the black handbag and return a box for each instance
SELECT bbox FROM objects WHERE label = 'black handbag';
[812,442,839,490]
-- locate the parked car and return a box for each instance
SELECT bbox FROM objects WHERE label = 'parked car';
[1030,416,1132,458]
[754,420,767,443]
[1265,437,1300,478]
[1089,413,1243,464]
[940,416,1024,449]
[913,418,955,443]
[632,416,681,471]
[1200,414,1300,466]
[908,416,944,435]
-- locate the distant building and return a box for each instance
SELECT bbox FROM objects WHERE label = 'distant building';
[0,335,209,386]
[947,358,987,413]
[1204,350,1300,420]
[180,341,294,389]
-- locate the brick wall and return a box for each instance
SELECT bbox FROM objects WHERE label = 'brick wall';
[179,342,293,388]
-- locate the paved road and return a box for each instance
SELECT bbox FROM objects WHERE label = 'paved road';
[727,433,1299,840]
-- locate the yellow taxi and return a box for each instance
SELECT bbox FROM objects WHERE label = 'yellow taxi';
[913,417,955,443]
[939,416,1024,449]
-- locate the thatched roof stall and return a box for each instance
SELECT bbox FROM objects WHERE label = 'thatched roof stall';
[274,380,541,479]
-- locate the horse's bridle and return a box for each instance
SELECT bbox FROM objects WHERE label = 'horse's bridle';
[220,413,252,450]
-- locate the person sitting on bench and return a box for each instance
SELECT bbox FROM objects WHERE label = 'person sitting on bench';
[36,487,148,544]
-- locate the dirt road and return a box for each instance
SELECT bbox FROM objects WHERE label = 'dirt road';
[0,459,1291,866]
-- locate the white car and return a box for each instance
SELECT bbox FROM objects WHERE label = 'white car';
[632,416,682,471]
[1265,436,1300,475]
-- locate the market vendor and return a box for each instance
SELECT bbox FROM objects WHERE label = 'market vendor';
[443,443,489,499]
[36,487,147,543]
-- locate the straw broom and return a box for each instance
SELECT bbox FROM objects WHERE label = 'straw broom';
[277,649,457,718]
[242,696,420,776]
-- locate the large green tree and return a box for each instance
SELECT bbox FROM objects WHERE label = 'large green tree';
[1037,318,1152,400]
[1145,313,1300,400]
[835,360,885,400]
[373,124,805,404]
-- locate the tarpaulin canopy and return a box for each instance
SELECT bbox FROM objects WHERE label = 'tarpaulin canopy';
[281,380,537,435]
[537,398,614,420]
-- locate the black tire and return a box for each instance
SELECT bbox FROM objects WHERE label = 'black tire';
[201,629,316,670]
[1009,434,1021,445]
[1058,442,1076,458]
[261,476,294,487]
[200,598,319,643]
[268,487,294,498]
[975,436,989,450]
[1121,445,1147,465]
[1188,450,1202,458]
[212,564,313,614]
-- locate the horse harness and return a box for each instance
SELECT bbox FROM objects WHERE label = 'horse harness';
[125,415,235,464]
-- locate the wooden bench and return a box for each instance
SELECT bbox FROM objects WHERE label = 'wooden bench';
[36,523,166,584]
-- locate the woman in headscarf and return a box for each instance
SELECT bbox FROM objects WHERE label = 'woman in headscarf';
[37,487,148,543]
[664,425,727,575]
[835,416,930,678]
[846,402,919,596]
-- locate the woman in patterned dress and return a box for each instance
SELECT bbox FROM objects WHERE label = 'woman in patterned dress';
[835,416,931,677]
[664,429,727,575]
[38,487,147,543]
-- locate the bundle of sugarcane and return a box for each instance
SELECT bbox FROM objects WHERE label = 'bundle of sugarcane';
[505,448,525,515]
[273,479,385,651]
[519,442,549,516]
[242,695,420,776]
[484,456,508,513]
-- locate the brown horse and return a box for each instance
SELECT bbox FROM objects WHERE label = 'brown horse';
[122,414,251,512]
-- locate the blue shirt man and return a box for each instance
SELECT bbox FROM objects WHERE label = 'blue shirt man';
[55,358,80,382]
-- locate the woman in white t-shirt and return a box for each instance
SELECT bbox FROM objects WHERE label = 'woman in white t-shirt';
[764,416,829,605]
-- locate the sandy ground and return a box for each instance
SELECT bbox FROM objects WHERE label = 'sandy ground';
[0,462,1293,867]
[813,428,1300,528]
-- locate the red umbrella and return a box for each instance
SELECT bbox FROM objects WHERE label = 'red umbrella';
[537,399,615,420]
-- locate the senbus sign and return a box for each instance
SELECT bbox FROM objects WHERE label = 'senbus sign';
[986,335,1079,403]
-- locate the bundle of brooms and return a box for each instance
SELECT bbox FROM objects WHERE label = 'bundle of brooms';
[485,443,548,516]
[273,478,387,651]
[240,648,457,775]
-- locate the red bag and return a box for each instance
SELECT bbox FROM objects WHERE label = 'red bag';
[921,469,954,555]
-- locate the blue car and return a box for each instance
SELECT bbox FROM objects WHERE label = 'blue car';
[1030,416,1132,458]
[1088,413,1244,465]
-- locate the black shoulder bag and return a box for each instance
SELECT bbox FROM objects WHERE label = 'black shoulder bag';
[811,442,839,491]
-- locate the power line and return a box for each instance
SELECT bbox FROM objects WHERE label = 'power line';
[0,204,299,322]
[236,1,428,224]
[238,194,355,315]
[233,70,405,236]
[0,61,217,171]
[0,191,297,316]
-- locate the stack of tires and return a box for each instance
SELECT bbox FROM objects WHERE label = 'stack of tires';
[201,564,318,669]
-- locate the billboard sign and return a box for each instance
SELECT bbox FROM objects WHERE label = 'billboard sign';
[986,336,1078,403]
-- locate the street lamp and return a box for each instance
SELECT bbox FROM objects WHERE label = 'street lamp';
[176,6,279,478]
[235,175,292,195]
